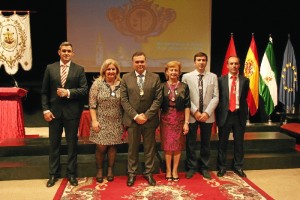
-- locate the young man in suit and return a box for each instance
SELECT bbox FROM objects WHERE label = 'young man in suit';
[216,56,250,178]
[120,51,162,186]
[41,41,88,187]
[182,52,219,179]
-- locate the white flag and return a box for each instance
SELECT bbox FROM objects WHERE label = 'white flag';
[0,12,32,75]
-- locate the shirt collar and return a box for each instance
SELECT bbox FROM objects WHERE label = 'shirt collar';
[135,70,146,77]
[60,61,71,67]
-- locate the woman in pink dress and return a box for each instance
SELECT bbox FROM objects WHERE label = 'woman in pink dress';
[160,61,190,181]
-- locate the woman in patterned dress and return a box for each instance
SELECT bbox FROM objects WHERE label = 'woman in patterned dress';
[160,61,191,181]
[89,58,125,183]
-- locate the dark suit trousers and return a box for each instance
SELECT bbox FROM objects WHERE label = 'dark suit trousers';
[49,117,79,178]
[217,111,245,170]
[127,126,156,175]
[186,121,212,171]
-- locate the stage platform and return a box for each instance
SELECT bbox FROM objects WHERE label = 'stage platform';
[1,123,300,180]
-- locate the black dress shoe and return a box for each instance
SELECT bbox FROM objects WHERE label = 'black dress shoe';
[233,169,247,177]
[217,169,226,177]
[127,175,136,187]
[68,176,78,186]
[46,176,58,187]
[144,174,156,186]
[185,170,195,179]
[201,170,212,179]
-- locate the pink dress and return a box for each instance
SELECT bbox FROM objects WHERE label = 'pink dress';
[160,83,186,151]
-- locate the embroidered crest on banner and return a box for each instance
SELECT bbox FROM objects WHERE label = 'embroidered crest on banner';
[0,12,32,75]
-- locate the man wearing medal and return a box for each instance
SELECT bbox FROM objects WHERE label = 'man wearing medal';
[182,52,219,180]
[120,51,162,187]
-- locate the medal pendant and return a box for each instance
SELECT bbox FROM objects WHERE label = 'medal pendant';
[140,89,144,96]
[111,92,116,97]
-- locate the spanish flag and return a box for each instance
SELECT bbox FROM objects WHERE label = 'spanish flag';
[244,34,259,116]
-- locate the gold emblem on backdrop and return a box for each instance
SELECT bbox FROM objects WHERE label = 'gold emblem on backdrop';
[0,12,32,75]
[107,0,176,43]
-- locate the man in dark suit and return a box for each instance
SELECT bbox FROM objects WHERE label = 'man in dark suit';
[216,56,250,178]
[41,41,88,187]
[120,51,162,186]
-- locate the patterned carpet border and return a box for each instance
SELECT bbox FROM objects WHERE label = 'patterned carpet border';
[53,172,274,200]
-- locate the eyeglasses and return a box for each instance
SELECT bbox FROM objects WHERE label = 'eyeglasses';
[61,49,72,53]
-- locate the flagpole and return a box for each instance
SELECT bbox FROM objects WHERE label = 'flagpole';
[246,108,251,126]
[267,115,272,125]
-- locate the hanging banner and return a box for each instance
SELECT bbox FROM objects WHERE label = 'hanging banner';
[0,12,32,75]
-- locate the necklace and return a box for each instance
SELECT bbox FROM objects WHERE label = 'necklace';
[167,81,179,101]
[105,79,117,97]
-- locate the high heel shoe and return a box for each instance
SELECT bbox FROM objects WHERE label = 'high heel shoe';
[96,177,104,183]
[107,167,114,182]
[165,176,173,181]
[172,177,179,181]
[96,168,103,183]
[107,175,114,182]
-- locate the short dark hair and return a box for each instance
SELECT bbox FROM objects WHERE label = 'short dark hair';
[132,51,146,60]
[59,41,73,50]
[193,52,208,62]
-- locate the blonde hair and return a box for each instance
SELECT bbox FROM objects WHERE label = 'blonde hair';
[164,60,182,80]
[97,59,121,81]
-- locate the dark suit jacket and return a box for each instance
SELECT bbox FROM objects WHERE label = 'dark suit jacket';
[216,74,249,128]
[41,61,88,120]
[160,82,190,113]
[120,71,162,128]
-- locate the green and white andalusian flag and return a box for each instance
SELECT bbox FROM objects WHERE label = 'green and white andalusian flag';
[259,36,278,115]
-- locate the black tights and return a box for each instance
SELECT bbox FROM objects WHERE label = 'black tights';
[95,144,117,176]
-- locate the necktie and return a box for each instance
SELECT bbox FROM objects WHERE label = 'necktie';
[138,74,144,95]
[138,74,144,89]
[61,65,68,87]
[198,74,204,112]
[229,75,237,112]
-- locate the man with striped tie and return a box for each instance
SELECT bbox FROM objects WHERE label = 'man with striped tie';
[41,41,88,187]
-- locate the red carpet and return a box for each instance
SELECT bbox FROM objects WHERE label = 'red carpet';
[53,172,274,200]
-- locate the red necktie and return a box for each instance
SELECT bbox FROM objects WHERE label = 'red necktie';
[229,75,237,112]
[61,65,68,87]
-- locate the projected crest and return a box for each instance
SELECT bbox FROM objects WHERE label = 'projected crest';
[107,0,176,42]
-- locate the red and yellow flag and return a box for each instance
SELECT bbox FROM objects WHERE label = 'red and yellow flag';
[244,35,259,116]
[222,34,237,75]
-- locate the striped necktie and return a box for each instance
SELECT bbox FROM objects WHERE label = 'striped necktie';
[61,65,68,87]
